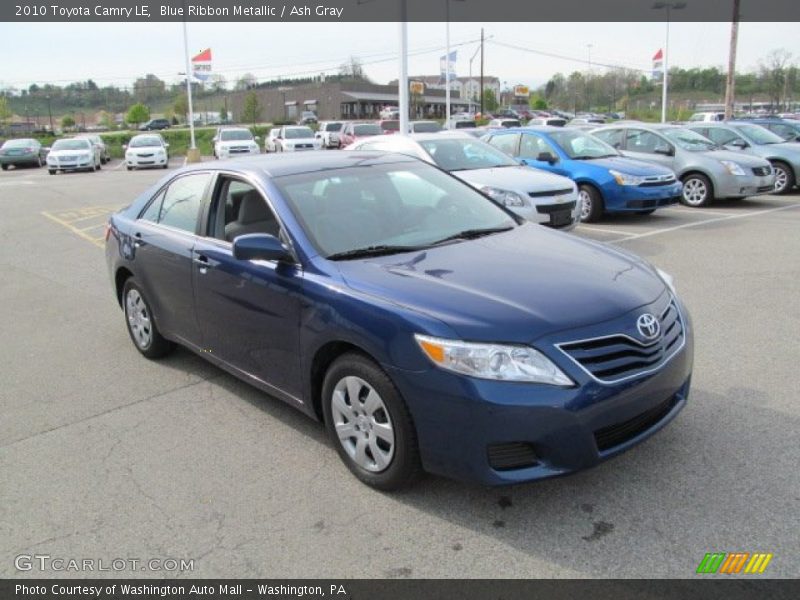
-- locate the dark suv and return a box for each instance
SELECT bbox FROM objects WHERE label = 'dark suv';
[139,119,171,131]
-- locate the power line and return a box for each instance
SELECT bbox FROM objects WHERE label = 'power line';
[488,39,650,74]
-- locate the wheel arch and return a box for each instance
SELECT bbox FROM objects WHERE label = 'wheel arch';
[309,340,377,423]
[114,266,134,307]
[679,170,715,196]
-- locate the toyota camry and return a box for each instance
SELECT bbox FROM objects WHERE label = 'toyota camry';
[105,152,693,490]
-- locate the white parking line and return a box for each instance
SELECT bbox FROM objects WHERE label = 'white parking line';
[658,206,739,217]
[615,202,800,242]
[0,179,34,187]
[577,225,632,236]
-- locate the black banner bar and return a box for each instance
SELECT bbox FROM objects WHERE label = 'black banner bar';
[4,0,800,22]
[3,579,800,600]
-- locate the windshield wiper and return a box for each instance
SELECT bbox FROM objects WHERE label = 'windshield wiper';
[432,226,514,245]
[326,245,423,260]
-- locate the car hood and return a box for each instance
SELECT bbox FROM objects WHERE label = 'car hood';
[333,224,666,343]
[454,166,575,193]
[218,140,255,147]
[575,156,675,176]
[700,149,771,166]
[49,148,91,157]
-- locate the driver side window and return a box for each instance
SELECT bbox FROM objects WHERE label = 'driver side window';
[625,129,664,154]
[519,134,557,159]
[209,178,280,243]
[705,128,740,146]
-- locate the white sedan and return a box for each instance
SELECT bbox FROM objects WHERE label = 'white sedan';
[46,138,101,174]
[125,134,170,170]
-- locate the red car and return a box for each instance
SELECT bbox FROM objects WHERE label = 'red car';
[339,122,385,147]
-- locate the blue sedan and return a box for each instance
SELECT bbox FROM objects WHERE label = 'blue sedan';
[106,152,693,489]
[483,127,683,222]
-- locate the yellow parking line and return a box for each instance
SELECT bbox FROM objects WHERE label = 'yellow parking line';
[41,211,105,248]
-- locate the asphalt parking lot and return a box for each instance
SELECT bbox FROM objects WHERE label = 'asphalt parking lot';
[1,160,799,579]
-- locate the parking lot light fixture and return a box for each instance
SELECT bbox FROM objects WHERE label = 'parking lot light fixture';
[652,1,687,123]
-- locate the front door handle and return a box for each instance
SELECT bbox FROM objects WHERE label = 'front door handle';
[133,232,143,248]
[194,253,211,274]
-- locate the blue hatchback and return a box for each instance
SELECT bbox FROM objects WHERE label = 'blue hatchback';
[483,127,683,222]
[106,152,693,489]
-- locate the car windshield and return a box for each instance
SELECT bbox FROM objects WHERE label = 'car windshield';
[3,139,36,148]
[324,123,343,132]
[548,130,618,159]
[130,136,162,148]
[274,161,517,258]
[412,122,442,133]
[284,127,314,139]
[220,129,253,141]
[51,139,90,151]
[734,124,785,145]
[661,127,717,151]
[419,138,518,171]
[354,124,383,136]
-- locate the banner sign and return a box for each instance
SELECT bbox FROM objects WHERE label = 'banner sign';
[191,48,212,81]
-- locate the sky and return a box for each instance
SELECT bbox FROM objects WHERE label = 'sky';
[0,21,796,92]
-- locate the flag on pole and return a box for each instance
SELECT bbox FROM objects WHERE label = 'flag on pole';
[652,48,664,80]
[191,48,212,81]
[439,51,457,84]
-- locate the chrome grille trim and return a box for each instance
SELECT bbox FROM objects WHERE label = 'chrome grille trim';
[555,297,686,385]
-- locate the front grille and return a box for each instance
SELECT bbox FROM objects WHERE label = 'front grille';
[529,188,574,198]
[557,299,684,384]
[639,176,676,187]
[594,396,676,451]
[752,166,772,176]
[230,146,250,153]
[537,200,576,228]
[757,185,775,193]
[137,153,154,158]
[488,442,539,471]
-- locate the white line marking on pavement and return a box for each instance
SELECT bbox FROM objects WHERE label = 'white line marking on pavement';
[658,207,739,217]
[577,225,632,236]
[615,203,800,242]
[111,160,127,170]
[0,179,34,186]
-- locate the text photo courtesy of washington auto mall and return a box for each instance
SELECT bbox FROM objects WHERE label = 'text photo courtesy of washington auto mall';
[1,1,799,599]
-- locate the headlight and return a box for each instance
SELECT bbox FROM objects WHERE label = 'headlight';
[481,187,526,207]
[656,267,677,295]
[720,160,746,176]
[609,169,645,186]
[414,334,573,386]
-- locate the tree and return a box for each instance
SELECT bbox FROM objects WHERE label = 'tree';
[126,103,150,127]
[173,94,189,123]
[61,115,75,130]
[241,92,262,127]
[234,73,257,91]
[759,49,793,109]
[133,74,166,103]
[483,88,499,112]
[0,96,13,128]
[97,110,115,130]
[338,57,370,82]
[209,74,227,93]
[219,106,229,123]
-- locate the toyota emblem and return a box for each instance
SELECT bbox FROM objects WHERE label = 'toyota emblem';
[636,313,661,340]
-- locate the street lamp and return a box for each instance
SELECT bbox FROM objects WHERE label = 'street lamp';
[652,1,687,123]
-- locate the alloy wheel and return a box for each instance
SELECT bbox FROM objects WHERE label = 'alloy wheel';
[773,166,788,193]
[579,189,592,221]
[125,289,152,349]
[682,178,708,206]
[331,376,395,472]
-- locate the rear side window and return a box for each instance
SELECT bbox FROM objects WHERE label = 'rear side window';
[140,173,211,233]
[593,129,624,148]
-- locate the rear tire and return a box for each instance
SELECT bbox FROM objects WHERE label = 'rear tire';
[127,166,133,171]
[48,169,56,175]
[578,184,604,222]
[1,164,7,171]
[322,353,421,490]
[122,278,174,359]
[681,173,713,207]
[771,161,795,195]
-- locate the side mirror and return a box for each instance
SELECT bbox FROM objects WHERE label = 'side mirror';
[536,152,557,164]
[233,234,293,262]
[729,138,748,149]
[654,145,674,156]
[254,135,260,141]
[164,142,170,148]
[212,136,218,142]
[122,144,127,150]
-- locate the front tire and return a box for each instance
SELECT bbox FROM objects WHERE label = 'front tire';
[48,169,56,175]
[322,353,421,490]
[122,278,174,359]
[771,161,795,195]
[578,184,604,222]
[1,164,7,171]
[681,173,713,207]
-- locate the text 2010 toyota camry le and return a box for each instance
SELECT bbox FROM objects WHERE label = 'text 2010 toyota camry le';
[105,152,693,490]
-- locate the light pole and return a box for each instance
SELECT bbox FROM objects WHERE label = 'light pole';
[652,1,686,123]
[444,0,465,128]
[46,95,53,132]
[468,44,481,114]
[181,0,199,161]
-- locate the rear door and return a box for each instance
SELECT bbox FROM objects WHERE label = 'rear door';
[131,171,212,346]
[192,174,305,400]
[620,128,676,170]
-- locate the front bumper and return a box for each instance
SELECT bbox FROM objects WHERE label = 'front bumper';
[47,156,94,170]
[516,197,580,231]
[0,153,39,165]
[388,294,694,485]
[714,173,776,198]
[602,181,683,212]
[126,153,168,168]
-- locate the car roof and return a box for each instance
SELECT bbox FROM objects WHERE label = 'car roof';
[181,151,420,178]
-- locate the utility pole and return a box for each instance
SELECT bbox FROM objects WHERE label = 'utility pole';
[480,27,484,116]
[46,95,53,132]
[724,0,740,120]
[398,0,409,136]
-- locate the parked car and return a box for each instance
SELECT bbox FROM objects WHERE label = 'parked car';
[685,122,800,194]
[138,118,171,131]
[736,117,800,143]
[212,127,260,159]
[378,119,401,134]
[449,119,478,129]
[124,134,170,170]
[409,120,442,133]
[346,132,580,230]
[0,138,48,170]
[265,128,281,153]
[273,126,322,152]
[688,112,726,123]
[46,137,101,174]
[105,151,692,489]
[379,107,400,120]
[527,117,567,127]
[592,123,775,206]
[75,134,110,164]
[316,121,345,148]
[483,127,683,222]
[298,111,318,125]
[487,118,522,128]
[339,122,384,147]
[569,117,606,126]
